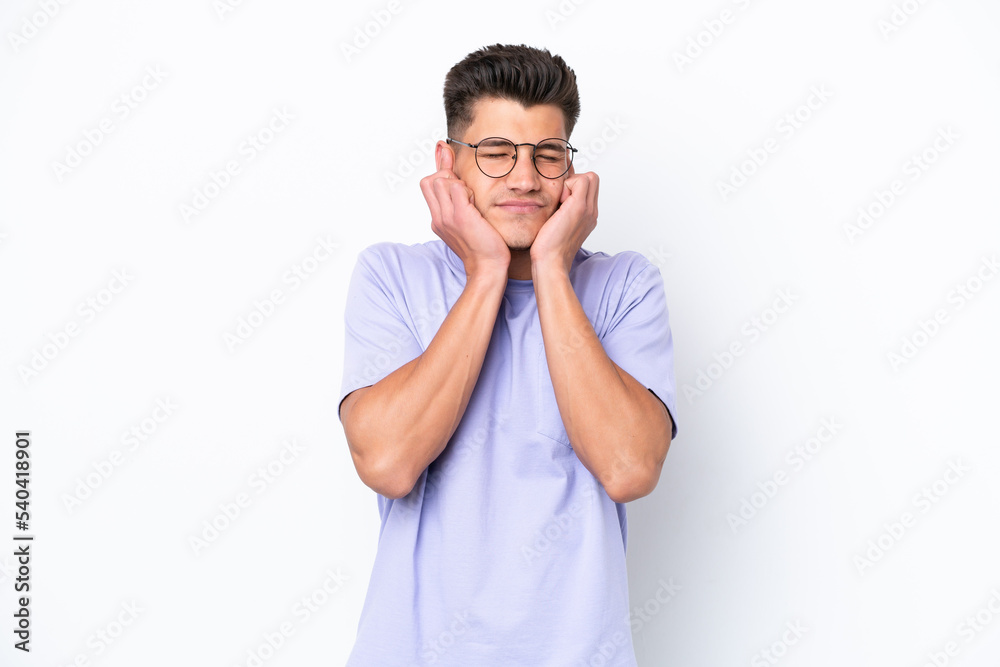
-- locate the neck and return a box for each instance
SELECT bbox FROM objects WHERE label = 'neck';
[508,249,532,280]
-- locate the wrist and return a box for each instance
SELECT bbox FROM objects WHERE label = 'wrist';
[466,263,509,289]
[530,253,570,280]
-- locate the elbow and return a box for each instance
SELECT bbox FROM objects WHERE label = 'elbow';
[604,468,659,504]
[343,400,420,499]
[602,438,670,504]
[351,448,420,499]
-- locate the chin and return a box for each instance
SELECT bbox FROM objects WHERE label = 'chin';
[493,226,534,252]
[486,213,545,251]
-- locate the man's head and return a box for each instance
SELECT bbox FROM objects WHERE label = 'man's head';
[435,44,581,251]
[443,44,580,141]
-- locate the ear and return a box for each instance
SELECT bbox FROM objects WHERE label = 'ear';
[436,140,455,172]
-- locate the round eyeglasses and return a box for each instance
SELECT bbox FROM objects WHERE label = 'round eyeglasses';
[446,136,577,179]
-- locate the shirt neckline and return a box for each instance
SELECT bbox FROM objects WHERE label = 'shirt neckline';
[438,239,588,291]
[505,278,534,292]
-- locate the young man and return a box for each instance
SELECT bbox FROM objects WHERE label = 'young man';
[338,43,678,666]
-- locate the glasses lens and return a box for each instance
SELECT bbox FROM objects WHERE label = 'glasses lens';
[476,138,517,177]
[534,139,571,178]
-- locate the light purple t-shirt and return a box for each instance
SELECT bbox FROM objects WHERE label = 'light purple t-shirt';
[338,239,678,666]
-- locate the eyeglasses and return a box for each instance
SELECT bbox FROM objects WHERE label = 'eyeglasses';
[446,136,577,179]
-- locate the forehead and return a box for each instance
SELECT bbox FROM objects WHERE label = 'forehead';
[464,97,567,142]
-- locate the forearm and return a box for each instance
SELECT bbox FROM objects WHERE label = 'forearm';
[348,270,507,497]
[533,259,672,502]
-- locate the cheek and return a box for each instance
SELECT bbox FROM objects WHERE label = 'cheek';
[549,181,567,204]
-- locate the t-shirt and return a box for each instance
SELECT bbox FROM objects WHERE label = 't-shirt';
[338,239,678,666]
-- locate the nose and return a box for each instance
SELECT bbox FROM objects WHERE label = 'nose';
[504,144,542,191]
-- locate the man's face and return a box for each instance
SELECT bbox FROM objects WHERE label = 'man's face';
[449,97,571,251]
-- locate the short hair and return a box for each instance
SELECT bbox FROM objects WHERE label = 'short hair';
[443,43,581,140]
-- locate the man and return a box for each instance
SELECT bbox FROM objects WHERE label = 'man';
[338,43,678,666]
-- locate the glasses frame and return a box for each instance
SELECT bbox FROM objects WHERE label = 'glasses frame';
[446,136,578,179]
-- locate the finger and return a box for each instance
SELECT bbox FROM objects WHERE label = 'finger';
[448,179,474,218]
[444,174,472,202]
[433,177,457,224]
[452,182,478,220]
[420,176,444,224]
[587,173,599,213]
[566,175,588,207]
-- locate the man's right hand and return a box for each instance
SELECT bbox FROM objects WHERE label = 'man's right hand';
[419,146,510,281]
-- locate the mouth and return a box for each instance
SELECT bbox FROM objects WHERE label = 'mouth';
[496,200,544,215]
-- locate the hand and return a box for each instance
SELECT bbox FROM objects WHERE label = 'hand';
[530,166,599,275]
[419,146,510,281]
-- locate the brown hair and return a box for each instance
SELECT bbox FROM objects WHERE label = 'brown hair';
[443,43,581,140]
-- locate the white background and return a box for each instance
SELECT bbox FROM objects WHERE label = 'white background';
[2,0,999,665]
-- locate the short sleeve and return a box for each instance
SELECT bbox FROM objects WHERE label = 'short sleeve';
[600,260,678,439]
[338,246,424,423]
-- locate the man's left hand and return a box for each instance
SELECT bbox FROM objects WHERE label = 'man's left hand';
[530,167,599,275]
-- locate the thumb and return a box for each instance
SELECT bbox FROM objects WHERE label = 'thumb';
[440,141,456,172]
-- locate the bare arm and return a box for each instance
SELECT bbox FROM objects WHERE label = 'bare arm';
[341,270,506,499]
[534,258,672,503]
[529,170,673,503]
[341,141,511,499]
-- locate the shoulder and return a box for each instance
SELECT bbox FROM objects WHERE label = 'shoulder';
[354,239,462,278]
[573,247,658,291]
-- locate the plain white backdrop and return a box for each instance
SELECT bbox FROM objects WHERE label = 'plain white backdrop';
[1,0,999,665]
